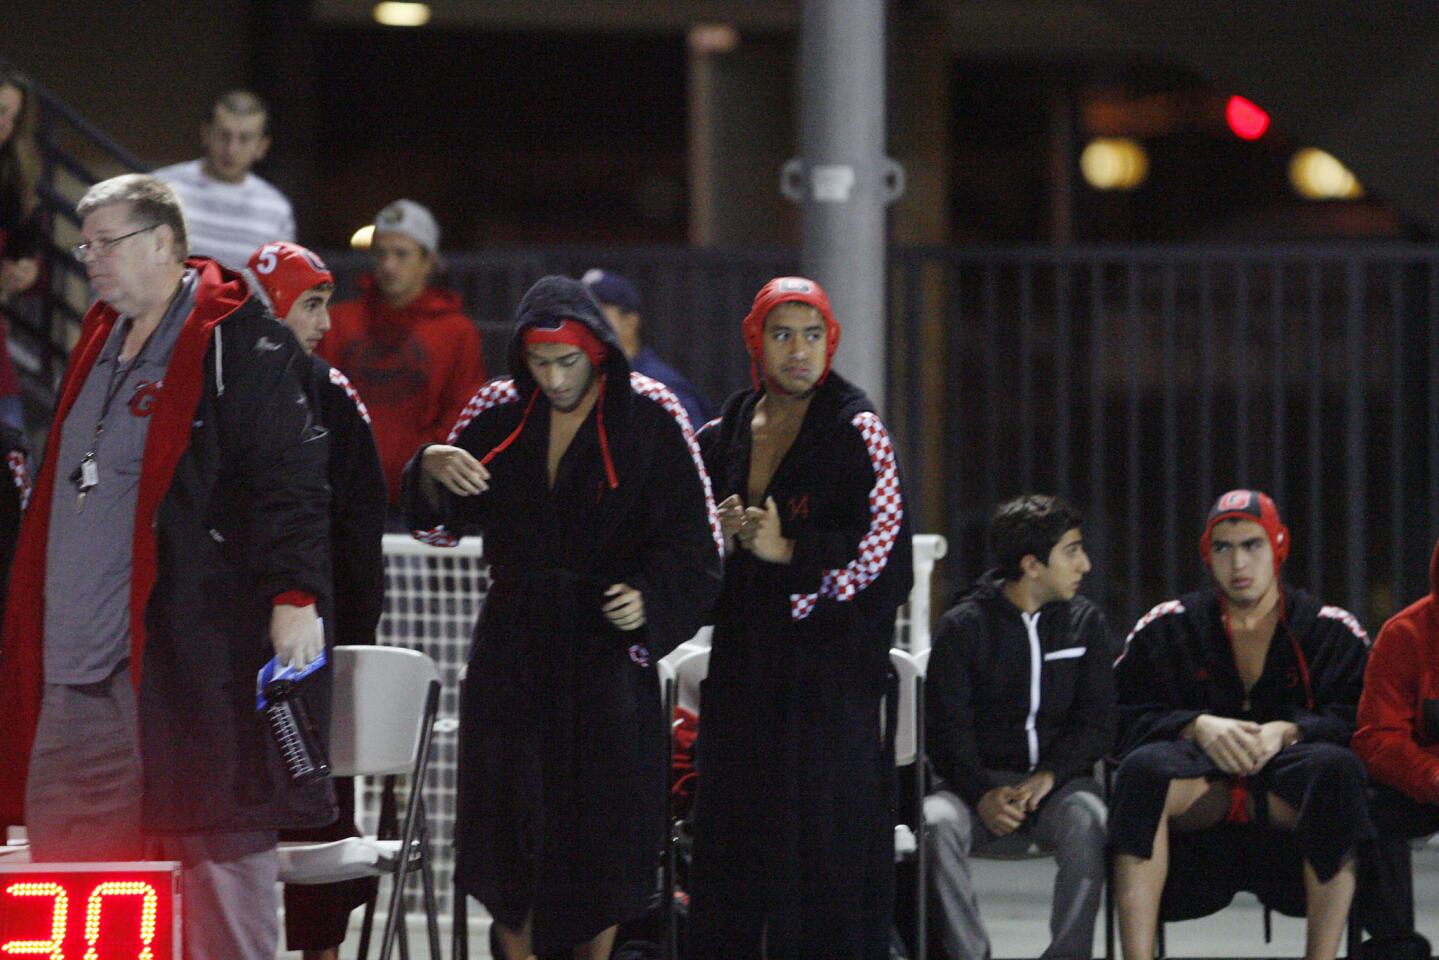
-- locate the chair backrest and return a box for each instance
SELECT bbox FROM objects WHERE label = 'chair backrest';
[913,646,931,676]
[668,646,711,714]
[329,645,442,778]
[890,647,921,766]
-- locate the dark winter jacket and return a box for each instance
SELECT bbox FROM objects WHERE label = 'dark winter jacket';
[688,372,912,960]
[0,257,334,833]
[309,356,385,647]
[401,275,722,953]
[1354,537,1439,804]
[1115,585,1369,758]
[926,571,1116,809]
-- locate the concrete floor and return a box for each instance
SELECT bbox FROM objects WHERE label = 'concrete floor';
[281,843,1439,959]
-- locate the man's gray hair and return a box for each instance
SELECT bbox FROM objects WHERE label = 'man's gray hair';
[76,174,189,262]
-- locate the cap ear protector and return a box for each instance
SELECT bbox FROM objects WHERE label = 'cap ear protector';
[1199,489,1290,572]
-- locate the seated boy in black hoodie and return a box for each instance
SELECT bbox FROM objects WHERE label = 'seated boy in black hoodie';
[925,495,1115,960]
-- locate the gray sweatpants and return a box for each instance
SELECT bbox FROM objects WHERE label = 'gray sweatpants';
[24,665,280,960]
[925,774,1107,960]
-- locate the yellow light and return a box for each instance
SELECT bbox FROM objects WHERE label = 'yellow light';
[350,224,376,250]
[1289,148,1363,200]
[3,882,67,958]
[373,2,431,27]
[83,881,158,960]
[1079,137,1149,191]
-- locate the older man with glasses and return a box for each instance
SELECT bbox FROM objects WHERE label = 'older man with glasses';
[0,173,334,960]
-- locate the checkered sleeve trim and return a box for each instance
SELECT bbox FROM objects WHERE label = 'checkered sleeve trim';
[1318,605,1369,646]
[445,378,520,443]
[328,366,372,425]
[788,411,904,621]
[7,450,28,513]
[1117,600,1187,664]
[410,378,521,548]
[631,372,724,555]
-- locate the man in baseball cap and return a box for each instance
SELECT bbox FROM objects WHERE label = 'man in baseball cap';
[248,241,386,960]
[581,268,710,428]
[319,200,486,509]
[1110,490,1373,960]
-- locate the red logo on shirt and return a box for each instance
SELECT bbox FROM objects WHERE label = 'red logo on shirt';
[787,494,811,519]
[129,381,162,417]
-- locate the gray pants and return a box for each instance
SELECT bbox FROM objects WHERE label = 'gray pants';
[925,774,1107,960]
[24,665,280,960]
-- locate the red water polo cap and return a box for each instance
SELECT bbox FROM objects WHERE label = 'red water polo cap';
[247,242,333,320]
[524,318,607,371]
[741,276,841,388]
[1200,489,1290,573]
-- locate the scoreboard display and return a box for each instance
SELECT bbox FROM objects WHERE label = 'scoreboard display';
[0,862,180,959]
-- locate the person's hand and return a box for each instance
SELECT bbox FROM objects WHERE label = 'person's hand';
[717,494,746,553]
[1185,714,1264,775]
[602,583,646,631]
[422,444,490,497]
[271,603,323,670]
[739,497,794,564]
[1012,769,1056,812]
[976,785,1027,837]
[1248,721,1301,774]
[0,258,39,297]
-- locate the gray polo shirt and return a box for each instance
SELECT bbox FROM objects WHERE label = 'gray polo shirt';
[44,271,197,684]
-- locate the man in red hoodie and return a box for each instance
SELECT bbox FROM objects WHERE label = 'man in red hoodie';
[319,199,485,505]
[1351,539,1439,959]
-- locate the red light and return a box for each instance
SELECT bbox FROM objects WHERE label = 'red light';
[1226,95,1270,140]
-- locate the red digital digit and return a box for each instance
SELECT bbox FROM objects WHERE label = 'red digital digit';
[82,883,158,960]
[1,881,68,959]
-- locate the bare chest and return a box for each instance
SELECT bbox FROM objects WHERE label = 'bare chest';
[746,408,806,504]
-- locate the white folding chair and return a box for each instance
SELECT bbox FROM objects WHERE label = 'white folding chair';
[889,647,927,960]
[667,645,710,715]
[276,645,443,960]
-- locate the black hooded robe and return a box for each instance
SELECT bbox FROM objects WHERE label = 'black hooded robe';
[687,372,913,960]
[1111,586,1372,916]
[401,276,722,952]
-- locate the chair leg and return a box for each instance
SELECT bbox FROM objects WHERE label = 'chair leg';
[358,890,378,960]
[420,858,441,960]
[452,880,468,960]
[381,852,414,960]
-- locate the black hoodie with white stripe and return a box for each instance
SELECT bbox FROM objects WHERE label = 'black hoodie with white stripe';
[925,570,1117,809]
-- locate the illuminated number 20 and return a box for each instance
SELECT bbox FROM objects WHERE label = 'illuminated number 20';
[1,882,68,959]
[83,882,158,960]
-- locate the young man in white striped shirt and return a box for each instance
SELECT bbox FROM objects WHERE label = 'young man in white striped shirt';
[154,90,295,270]
[925,494,1115,960]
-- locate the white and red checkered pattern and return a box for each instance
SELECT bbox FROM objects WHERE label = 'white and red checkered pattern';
[631,372,724,555]
[7,450,28,512]
[445,377,521,444]
[698,416,723,436]
[411,378,524,548]
[1318,605,1369,645]
[788,411,904,621]
[328,366,372,425]
[1117,599,1187,663]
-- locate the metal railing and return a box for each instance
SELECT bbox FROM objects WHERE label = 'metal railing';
[0,57,144,417]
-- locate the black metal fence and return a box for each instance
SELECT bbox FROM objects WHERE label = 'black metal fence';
[326,244,1439,638]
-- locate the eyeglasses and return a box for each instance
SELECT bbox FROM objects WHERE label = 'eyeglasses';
[73,224,159,261]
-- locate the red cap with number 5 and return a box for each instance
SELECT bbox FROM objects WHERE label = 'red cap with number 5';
[246,242,334,321]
